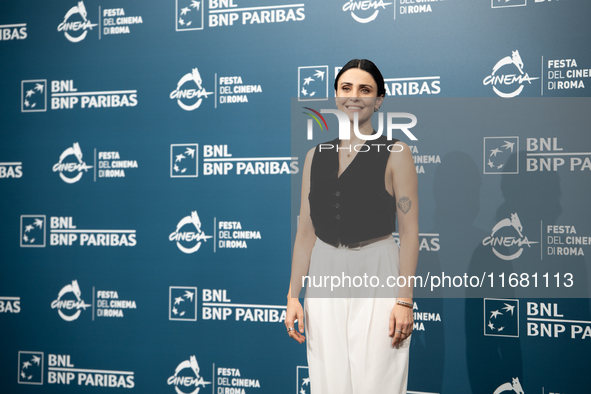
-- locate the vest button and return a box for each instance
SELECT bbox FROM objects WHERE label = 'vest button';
[335,191,341,197]
[334,203,340,209]
[335,214,341,220]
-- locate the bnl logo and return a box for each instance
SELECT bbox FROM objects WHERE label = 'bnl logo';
[298,66,329,101]
[20,215,46,247]
[176,0,204,30]
[171,144,198,177]
[169,286,197,321]
[21,80,47,112]
[492,0,527,9]
[483,137,518,174]
[302,107,418,141]
[18,351,44,385]
[296,366,310,394]
[484,298,519,337]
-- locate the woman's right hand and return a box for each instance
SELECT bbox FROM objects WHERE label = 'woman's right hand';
[285,297,305,343]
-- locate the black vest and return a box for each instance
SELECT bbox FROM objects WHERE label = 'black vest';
[309,135,397,247]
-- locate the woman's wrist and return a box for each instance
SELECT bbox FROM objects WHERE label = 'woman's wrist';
[396,300,413,309]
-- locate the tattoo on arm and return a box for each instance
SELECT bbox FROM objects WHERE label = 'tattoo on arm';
[397,196,412,214]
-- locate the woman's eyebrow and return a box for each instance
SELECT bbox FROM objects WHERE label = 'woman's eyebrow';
[339,82,374,88]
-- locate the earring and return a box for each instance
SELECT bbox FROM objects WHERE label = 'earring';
[374,107,380,112]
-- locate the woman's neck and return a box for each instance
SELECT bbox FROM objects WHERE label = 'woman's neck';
[341,119,373,147]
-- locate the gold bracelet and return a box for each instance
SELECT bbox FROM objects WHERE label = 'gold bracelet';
[396,300,413,309]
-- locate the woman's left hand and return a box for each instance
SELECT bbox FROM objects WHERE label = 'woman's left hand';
[389,300,414,348]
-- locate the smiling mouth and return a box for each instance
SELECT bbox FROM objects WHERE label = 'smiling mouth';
[346,105,364,110]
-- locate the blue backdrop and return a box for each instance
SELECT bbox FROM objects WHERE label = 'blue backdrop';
[1,1,591,393]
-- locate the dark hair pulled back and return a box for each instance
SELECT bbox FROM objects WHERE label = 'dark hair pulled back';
[334,59,386,97]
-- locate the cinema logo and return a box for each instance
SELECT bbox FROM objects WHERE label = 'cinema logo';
[482,213,537,260]
[96,290,137,318]
[409,145,441,175]
[169,210,262,253]
[101,8,143,36]
[218,75,262,105]
[167,356,210,394]
[412,301,442,332]
[53,143,92,183]
[546,58,588,93]
[217,366,261,392]
[96,150,139,179]
[51,280,91,321]
[170,68,213,111]
[483,50,539,98]
[545,224,589,257]
[169,211,212,254]
[217,220,261,249]
[167,355,261,394]
[0,23,27,41]
[342,0,392,23]
[493,377,525,394]
[399,0,436,15]
[58,1,98,43]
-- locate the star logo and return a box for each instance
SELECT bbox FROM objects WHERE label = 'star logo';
[176,0,203,30]
[483,137,519,174]
[21,80,47,112]
[492,0,526,9]
[296,366,310,394]
[171,144,198,177]
[20,215,46,248]
[484,299,519,337]
[18,351,44,385]
[298,66,329,102]
[169,286,198,321]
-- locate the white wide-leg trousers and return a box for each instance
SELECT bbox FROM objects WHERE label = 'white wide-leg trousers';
[304,237,410,394]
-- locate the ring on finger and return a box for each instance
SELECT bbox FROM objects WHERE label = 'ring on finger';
[287,327,295,333]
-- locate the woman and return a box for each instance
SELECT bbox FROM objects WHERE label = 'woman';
[286,59,419,393]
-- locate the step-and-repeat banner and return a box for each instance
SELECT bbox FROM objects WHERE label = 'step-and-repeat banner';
[1,1,590,393]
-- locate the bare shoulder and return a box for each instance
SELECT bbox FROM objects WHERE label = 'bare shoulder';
[303,147,316,169]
